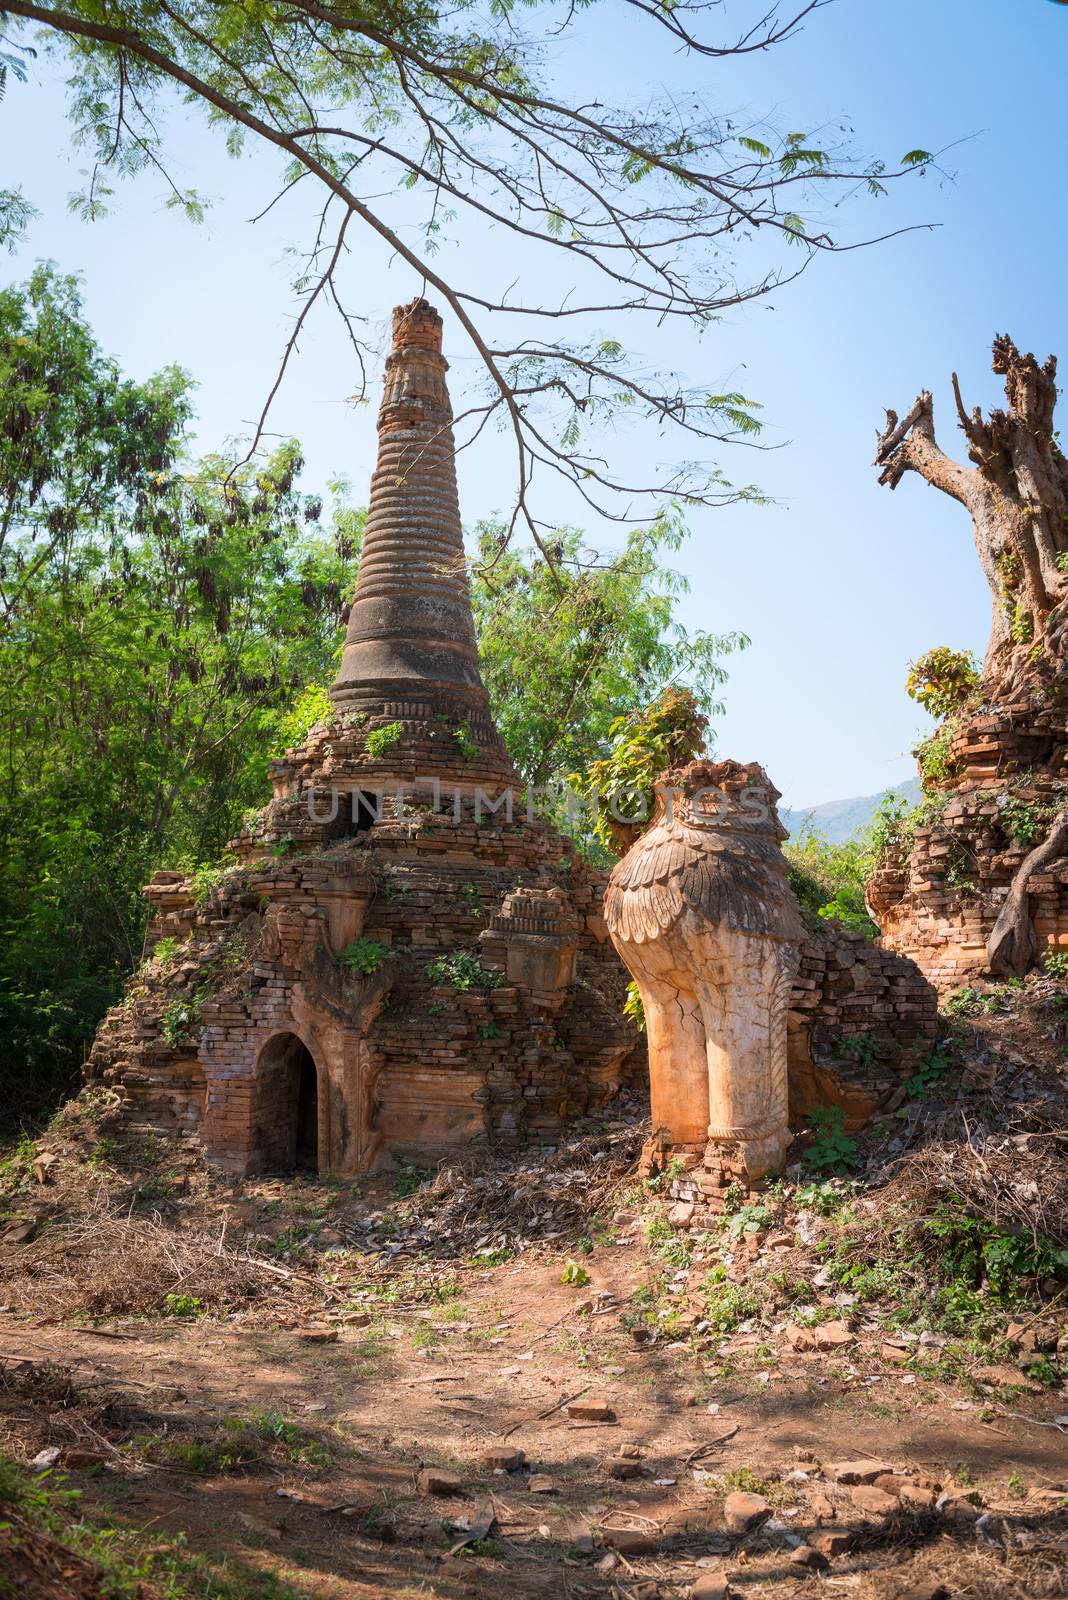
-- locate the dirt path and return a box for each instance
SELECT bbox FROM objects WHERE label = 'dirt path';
[3,1243,1067,1599]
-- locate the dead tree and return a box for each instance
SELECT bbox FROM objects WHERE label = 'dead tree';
[875,335,1068,699]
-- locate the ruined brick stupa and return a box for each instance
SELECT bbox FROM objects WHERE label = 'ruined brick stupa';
[87,300,638,1173]
[87,298,942,1182]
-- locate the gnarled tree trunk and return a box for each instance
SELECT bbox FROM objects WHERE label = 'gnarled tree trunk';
[875,335,1068,699]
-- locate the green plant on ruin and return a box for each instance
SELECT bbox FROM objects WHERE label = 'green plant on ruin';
[724,1199,775,1240]
[152,936,181,966]
[571,685,711,854]
[189,858,237,905]
[459,881,482,912]
[942,984,1002,1017]
[452,721,480,762]
[366,721,403,759]
[160,996,201,1047]
[903,1046,951,1099]
[623,979,646,1032]
[914,721,961,792]
[270,834,296,858]
[784,818,877,939]
[944,846,979,896]
[425,951,504,991]
[905,646,981,720]
[832,1032,880,1075]
[337,938,391,976]
[1009,602,1034,645]
[802,1107,857,1173]
[272,682,333,756]
[1043,950,1068,979]
[477,1021,501,1040]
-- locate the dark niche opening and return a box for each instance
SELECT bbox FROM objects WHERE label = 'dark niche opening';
[254,1033,320,1172]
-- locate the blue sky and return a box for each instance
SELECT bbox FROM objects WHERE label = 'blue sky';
[3,0,1066,808]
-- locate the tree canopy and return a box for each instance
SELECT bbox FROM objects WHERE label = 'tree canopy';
[0,265,354,1124]
[1,0,929,556]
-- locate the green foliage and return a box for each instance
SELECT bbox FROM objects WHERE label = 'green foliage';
[571,684,712,854]
[914,722,961,792]
[163,1292,202,1318]
[0,269,352,1129]
[725,1200,775,1240]
[623,980,646,1033]
[473,515,748,799]
[703,1278,762,1332]
[0,1446,305,1598]
[425,951,505,991]
[923,1205,1068,1297]
[832,1033,880,1074]
[784,820,877,938]
[273,682,334,755]
[337,938,391,976]
[905,647,980,719]
[366,720,403,759]
[561,1260,591,1286]
[1043,950,1068,979]
[160,997,201,1048]
[795,1179,854,1216]
[451,721,480,762]
[999,790,1058,847]
[903,1047,951,1098]
[802,1107,858,1173]
[152,936,181,966]
[942,984,1004,1018]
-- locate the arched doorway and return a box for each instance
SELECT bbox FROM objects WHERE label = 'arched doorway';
[253,1033,320,1173]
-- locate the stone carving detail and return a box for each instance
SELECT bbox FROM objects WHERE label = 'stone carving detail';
[605,759,804,1178]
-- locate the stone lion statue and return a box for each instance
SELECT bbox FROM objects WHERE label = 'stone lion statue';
[604,758,804,1178]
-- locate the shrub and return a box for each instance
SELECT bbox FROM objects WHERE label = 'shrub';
[784,822,876,939]
[452,721,480,762]
[337,938,391,976]
[905,647,980,719]
[802,1107,857,1173]
[425,951,504,991]
[1043,950,1068,979]
[914,722,961,792]
[366,720,403,759]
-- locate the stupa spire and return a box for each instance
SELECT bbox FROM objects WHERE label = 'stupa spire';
[330,299,493,724]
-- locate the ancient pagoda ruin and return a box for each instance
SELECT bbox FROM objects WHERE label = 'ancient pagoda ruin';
[869,336,1068,987]
[87,300,638,1173]
[87,297,940,1180]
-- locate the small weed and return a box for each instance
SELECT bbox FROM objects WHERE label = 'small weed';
[832,1033,880,1074]
[163,1293,203,1319]
[903,1046,952,1099]
[795,1179,853,1216]
[1043,950,1068,979]
[366,721,403,759]
[561,1260,591,1286]
[425,951,504,990]
[452,721,479,762]
[337,937,391,976]
[802,1107,857,1173]
[725,1200,775,1240]
[1007,1471,1027,1499]
[160,997,201,1048]
[395,1166,432,1198]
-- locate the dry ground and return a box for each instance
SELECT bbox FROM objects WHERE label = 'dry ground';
[1,979,1067,1599]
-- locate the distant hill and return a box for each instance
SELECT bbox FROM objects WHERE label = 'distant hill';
[781,777,921,844]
